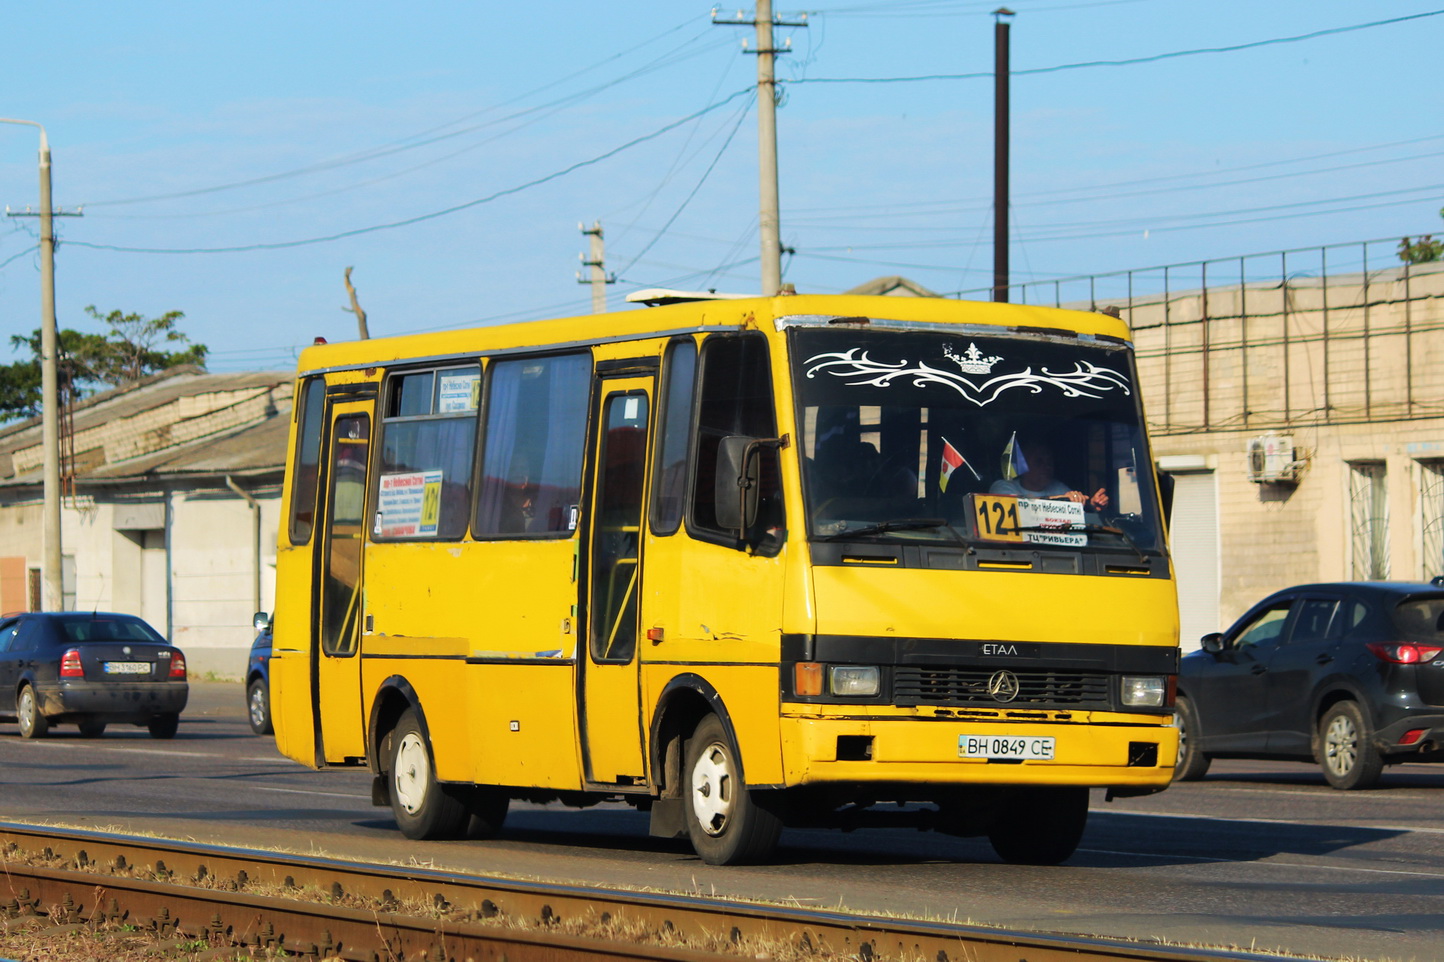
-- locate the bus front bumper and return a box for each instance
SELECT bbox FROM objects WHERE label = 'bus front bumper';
[778,709,1177,790]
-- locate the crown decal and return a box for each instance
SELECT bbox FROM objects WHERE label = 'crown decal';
[945,342,1003,375]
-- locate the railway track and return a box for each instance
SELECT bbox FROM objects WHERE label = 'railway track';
[1,822,1282,962]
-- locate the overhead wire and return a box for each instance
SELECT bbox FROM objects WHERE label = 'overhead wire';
[782,143,1444,226]
[81,16,719,209]
[65,88,756,255]
[613,99,754,279]
[783,10,1444,84]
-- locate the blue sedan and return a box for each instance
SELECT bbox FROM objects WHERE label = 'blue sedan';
[246,612,273,735]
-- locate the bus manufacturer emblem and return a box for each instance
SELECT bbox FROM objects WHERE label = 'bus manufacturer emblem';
[986,670,1021,703]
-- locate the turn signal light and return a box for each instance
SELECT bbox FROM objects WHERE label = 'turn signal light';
[59,648,84,678]
[1367,642,1444,664]
[168,652,187,679]
[794,662,823,697]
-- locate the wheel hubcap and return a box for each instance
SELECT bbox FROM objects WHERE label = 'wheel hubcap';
[394,732,430,814]
[691,741,734,836]
[1325,714,1358,775]
[18,690,34,735]
[249,688,266,727]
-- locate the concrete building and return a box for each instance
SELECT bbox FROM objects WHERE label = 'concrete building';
[1116,262,1444,647]
[0,366,291,676]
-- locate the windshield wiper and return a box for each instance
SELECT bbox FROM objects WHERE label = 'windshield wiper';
[1008,522,1148,562]
[817,517,955,542]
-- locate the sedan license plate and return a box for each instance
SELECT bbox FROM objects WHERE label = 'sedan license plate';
[103,661,152,675]
[959,734,1055,760]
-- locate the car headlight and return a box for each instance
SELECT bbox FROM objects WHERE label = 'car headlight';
[829,665,880,697]
[1121,674,1167,708]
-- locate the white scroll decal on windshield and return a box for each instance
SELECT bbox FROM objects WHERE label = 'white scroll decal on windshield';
[803,342,1131,408]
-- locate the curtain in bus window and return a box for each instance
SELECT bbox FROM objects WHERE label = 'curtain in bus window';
[377,418,475,539]
[475,353,591,536]
[375,366,479,541]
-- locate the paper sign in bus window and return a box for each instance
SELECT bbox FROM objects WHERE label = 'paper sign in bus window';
[438,372,480,413]
[378,470,444,537]
[974,494,1086,546]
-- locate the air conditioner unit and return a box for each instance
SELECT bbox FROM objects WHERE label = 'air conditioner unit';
[1246,435,1297,483]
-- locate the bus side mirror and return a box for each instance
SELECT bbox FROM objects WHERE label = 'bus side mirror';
[1157,471,1175,528]
[715,436,760,534]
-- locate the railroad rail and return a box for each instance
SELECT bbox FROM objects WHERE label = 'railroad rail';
[1,822,1279,962]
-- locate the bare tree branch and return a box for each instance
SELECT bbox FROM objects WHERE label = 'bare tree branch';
[344,266,370,340]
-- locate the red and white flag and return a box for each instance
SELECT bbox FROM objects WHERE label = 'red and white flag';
[939,437,978,492]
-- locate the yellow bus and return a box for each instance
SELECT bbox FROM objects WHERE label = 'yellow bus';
[270,291,1179,865]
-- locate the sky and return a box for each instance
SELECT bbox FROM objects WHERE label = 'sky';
[1,0,1441,374]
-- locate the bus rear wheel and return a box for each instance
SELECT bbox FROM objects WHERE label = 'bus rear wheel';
[683,714,781,865]
[388,708,470,840]
[987,786,1088,865]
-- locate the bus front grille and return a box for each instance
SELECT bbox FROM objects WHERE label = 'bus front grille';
[894,667,1111,708]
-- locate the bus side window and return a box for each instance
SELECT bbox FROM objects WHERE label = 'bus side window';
[374,365,479,541]
[473,353,592,537]
[287,377,326,545]
[650,337,697,536]
[688,334,782,552]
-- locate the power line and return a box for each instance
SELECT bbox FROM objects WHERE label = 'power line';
[785,10,1444,85]
[0,244,38,270]
[781,150,1444,235]
[65,89,755,255]
[614,100,753,278]
[81,17,724,209]
[818,0,1155,15]
[782,138,1444,224]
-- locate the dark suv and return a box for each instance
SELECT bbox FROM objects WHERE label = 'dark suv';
[1176,581,1444,789]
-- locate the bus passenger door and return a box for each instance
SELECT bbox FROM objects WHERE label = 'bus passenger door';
[314,401,373,764]
[581,377,653,786]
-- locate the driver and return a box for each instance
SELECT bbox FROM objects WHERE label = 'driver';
[989,438,1109,511]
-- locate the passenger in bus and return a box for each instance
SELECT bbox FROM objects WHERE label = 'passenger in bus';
[814,437,917,504]
[498,459,541,533]
[989,438,1108,511]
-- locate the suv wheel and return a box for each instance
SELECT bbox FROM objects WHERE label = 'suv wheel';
[1319,701,1383,790]
[1173,694,1212,781]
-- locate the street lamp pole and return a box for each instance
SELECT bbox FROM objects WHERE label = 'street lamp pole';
[2,117,63,611]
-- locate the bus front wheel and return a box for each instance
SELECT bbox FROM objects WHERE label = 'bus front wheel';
[683,714,781,865]
[987,786,1088,865]
[388,708,470,840]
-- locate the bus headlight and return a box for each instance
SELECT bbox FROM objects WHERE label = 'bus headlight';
[1121,675,1167,708]
[829,665,880,697]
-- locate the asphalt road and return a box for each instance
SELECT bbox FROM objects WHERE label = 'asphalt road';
[2,681,1442,962]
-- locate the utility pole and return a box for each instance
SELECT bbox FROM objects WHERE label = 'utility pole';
[992,8,1014,303]
[575,221,615,313]
[2,118,69,610]
[713,3,807,296]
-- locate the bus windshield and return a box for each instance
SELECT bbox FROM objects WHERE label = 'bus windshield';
[790,324,1165,553]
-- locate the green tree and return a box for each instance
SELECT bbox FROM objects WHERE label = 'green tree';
[1398,206,1444,264]
[0,307,207,423]
[80,306,208,384]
